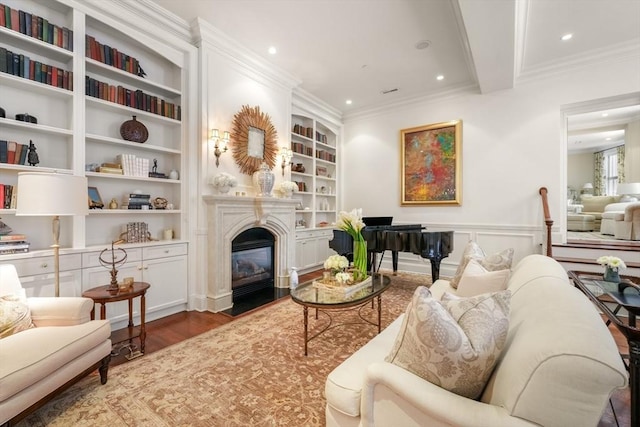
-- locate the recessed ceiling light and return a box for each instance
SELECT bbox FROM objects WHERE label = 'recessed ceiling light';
[415,40,431,50]
[345,100,352,105]
[268,46,277,55]
[602,113,609,117]
[606,137,612,141]
[436,75,444,81]
[561,33,573,41]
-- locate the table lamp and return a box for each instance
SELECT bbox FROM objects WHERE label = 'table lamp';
[617,182,640,202]
[16,172,88,297]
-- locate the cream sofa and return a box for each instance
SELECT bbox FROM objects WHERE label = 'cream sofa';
[580,195,622,230]
[0,264,112,425]
[325,254,628,427]
[614,202,640,240]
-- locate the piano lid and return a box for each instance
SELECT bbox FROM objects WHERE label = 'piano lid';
[362,216,393,227]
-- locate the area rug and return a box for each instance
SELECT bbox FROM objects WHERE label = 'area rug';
[18,272,427,427]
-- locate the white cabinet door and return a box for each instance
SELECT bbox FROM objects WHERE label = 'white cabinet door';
[141,254,188,312]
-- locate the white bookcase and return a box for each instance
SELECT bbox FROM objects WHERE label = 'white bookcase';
[290,113,338,229]
[0,0,193,324]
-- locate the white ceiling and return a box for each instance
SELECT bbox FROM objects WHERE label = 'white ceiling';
[147,0,640,116]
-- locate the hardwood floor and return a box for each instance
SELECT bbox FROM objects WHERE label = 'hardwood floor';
[110,270,632,426]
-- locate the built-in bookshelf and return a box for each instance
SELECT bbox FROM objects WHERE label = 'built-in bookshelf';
[291,113,338,230]
[0,0,193,317]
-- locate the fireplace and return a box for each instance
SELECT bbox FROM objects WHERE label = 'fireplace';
[202,195,298,312]
[231,228,275,299]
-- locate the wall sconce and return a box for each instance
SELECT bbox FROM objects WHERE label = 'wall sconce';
[211,129,230,167]
[280,147,293,176]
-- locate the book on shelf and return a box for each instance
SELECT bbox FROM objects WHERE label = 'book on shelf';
[0,233,27,241]
[0,183,17,209]
[96,166,124,174]
[0,247,29,255]
[0,241,29,249]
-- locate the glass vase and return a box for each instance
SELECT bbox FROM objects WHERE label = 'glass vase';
[353,239,368,280]
[252,162,275,197]
[603,267,620,283]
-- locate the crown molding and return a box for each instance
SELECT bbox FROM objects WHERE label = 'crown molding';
[342,83,478,123]
[194,18,301,93]
[292,88,343,128]
[517,39,640,84]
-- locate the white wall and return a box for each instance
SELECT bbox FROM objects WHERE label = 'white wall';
[626,118,640,182]
[568,152,594,194]
[341,57,640,275]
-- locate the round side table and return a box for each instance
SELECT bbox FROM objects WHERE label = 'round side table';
[83,282,150,356]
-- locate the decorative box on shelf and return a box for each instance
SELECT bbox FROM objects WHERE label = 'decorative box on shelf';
[312,275,372,297]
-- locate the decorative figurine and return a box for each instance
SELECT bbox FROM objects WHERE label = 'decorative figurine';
[99,242,128,291]
[109,198,118,209]
[152,158,158,174]
[27,140,39,166]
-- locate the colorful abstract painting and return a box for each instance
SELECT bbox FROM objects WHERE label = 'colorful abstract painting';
[401,120,462,205]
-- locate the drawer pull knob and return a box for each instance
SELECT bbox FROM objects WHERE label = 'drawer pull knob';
[144,266,149,270]
[165,250,169,254]
[41,263,48,268]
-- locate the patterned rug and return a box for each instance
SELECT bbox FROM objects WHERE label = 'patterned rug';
[18,272,426,427]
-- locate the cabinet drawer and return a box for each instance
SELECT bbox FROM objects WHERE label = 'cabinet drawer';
[143,243,187,260]
[82,248,142,268]
[11,254,82,276]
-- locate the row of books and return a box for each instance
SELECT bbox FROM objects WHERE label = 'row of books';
[291,142,313,157]
[0,183,17,209]
[316,149,336,163]
[0,47,74,90]
[0,234,29,255]
[315,131,328,144]
[85,76,181,121]
[292,124,314,139]
[293,181,308,192]
[85,35,141,76]
[122,194,152,210]
[0,3,74,52]
[0,140,30,165]
[116,154,150,178]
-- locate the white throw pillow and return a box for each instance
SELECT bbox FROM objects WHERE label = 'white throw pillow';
[456,259,511,297]
[450,241,514,289]
[0,295,34,339]
[385,286,511,399]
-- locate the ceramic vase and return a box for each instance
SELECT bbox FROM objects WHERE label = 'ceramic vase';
[253,162,275,197]
[289,267,299,289]
[603,267,620,283]
[217,185,231,194]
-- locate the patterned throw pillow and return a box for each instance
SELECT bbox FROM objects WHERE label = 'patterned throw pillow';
[450,241,514,289]
[456,259,511,297]
[0,295,35,339]
[385,286,511,399]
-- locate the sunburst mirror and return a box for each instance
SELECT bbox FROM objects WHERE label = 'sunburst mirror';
[231,105,278,175]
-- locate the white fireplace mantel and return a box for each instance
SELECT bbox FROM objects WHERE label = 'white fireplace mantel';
[202,195,298,312]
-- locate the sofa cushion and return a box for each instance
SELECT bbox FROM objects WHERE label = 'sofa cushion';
[0,320,111,402]
[325,314,405,417]
[0,296,34,339]
[450,241,513,289]
[456,259,511,297]
[385,286,511,399]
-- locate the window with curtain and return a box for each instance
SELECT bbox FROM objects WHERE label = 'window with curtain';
[603,148,618,196]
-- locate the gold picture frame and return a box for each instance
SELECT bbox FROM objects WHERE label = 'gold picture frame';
[400,120,462,206]
[231,105,278,175]
[88,186,104,209]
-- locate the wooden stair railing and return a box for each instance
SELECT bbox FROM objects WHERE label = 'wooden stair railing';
[539,187,553,257]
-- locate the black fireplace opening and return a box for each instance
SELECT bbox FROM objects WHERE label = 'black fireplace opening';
[231,227,275,300]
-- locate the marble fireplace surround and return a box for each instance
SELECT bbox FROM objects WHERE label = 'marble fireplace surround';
[203,195,298,312]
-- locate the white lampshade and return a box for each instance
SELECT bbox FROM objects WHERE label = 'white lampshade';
[617,182,640,196]
[16,172,88,216]
[582,183,594,189]
[617,182,640,202]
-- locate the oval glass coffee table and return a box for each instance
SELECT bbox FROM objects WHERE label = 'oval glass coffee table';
[290,273,392,355]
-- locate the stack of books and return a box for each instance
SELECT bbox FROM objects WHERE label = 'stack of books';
[0,234,29,255]
[123,193,151,210]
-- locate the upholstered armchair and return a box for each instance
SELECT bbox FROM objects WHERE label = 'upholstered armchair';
[614,202,640,240]
[0,264,112,425]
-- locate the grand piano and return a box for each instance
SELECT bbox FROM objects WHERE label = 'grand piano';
[328,217,454,281]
